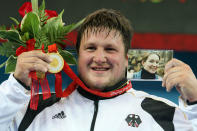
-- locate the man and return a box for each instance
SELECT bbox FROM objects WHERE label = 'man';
[0,8,197,131]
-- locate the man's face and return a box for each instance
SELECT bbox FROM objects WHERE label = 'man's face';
[142,54,159,74]
[77,29,128,91]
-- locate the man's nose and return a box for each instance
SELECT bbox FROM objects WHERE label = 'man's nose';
[93,49,107,64]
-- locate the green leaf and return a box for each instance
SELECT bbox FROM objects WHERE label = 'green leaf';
[0,41,20,57]
[38,0,47,26]
[34,28,50,49]
[41,10,65,44]
[0,30,25,46]
[31,0,38,14]
[63,18,85,34]
[0,61,6,69]
[0,25,6,30]
[10,24,16,30]
[21,32,30,42]
[66,48,77,53]
[39,0,46,11]
[21,12,40,38]
[43,10,64,32]
[55,39,67,46]
[59,49,77,65]
[9,17,19,25]
[5,55,17,73]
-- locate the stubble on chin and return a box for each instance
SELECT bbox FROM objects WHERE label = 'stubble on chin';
[78,72,126,91]
[78,74,107,91]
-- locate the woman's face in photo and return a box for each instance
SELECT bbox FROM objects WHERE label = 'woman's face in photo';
[142,54,160,74]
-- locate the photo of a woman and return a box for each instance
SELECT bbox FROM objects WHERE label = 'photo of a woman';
[133,53,161,79]
[127,49,173,81]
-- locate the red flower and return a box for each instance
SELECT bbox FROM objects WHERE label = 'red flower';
[16,46,28,56]
[18,2,32,17]
[16,38,36,56]
[26,38,36,51]
[45,10,58,19]
[0,38,8,43]
[18,2,58,19]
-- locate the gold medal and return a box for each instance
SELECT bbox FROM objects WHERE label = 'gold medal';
[48,52,64,73]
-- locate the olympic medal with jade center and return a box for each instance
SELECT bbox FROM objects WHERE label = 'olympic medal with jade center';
[48,53,64,73]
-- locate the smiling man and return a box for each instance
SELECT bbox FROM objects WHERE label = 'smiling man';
[1,8,197,131]
[76,9,132,92]
[78,29,128,90]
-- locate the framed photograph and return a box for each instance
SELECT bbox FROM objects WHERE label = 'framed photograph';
[127,49,173,81]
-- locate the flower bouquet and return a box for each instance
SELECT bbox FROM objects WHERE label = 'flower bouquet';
[0,0,84,110]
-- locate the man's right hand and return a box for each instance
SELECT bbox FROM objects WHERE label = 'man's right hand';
[14,50,52,86]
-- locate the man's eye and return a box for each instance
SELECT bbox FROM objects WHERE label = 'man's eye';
[86,47,96,51]
[106,48,116,52]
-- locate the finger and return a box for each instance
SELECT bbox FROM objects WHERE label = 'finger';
[162,66,183,87]
[30,60,50,72]
[21,56,50,66]
[19,56,51,70]
[165,77,178,92]
[18,55,51,70]
[20,62,48,73]
[20,51,52,63]
[163,62,193,87]
[165,71,183,92]
[164,58,185,73]
[30,63,49,73]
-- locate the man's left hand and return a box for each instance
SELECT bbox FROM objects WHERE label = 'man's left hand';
[162,58,197,102]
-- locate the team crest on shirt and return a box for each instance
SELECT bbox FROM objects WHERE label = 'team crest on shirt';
[125,114,142,127]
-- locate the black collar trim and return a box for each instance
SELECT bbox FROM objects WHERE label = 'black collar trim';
[77,78,128,101]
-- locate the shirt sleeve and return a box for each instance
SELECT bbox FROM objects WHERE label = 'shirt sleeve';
[0,74,30,130]
[178,96,197,130]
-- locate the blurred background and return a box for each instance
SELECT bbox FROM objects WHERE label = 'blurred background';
[0,0,197,103]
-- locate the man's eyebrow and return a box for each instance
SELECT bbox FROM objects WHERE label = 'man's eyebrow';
[83,43,95,47]
[86,42,95,45]
[105,44,119,49]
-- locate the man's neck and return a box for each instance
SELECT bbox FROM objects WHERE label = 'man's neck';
[77,78,128,100]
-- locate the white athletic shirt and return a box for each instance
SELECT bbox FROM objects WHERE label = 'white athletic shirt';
[0,74,197,131]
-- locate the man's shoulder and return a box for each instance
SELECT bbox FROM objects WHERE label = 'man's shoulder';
[126,88,178,107]
[126,88,149,98]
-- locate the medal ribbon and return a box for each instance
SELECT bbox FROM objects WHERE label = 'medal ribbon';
[16,39,51,110]
[29,45,51,110]
[48,44,77,98]
[48,44,132,98]
[61,61,132,97]
[28,71,51,110]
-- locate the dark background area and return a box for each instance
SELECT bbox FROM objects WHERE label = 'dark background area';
[1,0,197,33]
[0,0,197,104]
